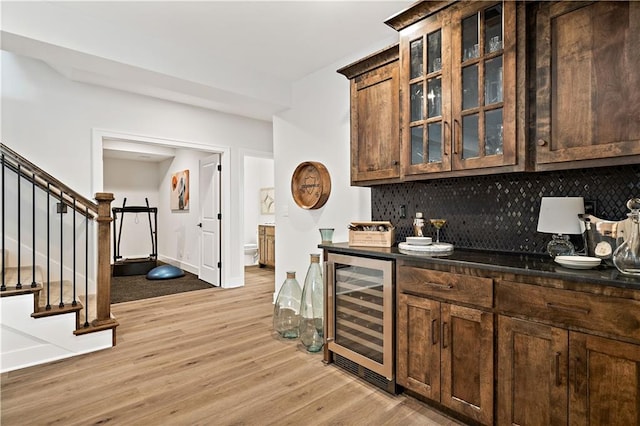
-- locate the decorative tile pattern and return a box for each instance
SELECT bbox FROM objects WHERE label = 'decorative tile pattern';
[372,164,640,254]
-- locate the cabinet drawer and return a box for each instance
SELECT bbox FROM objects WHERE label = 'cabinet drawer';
[397,266,493,309]
[496,281,640,342]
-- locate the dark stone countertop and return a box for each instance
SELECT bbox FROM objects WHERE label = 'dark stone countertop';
[319,242,640,291]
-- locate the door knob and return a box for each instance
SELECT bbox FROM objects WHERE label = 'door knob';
[197,223,202,228]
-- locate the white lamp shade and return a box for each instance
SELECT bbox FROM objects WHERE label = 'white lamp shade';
[537,197,585,235]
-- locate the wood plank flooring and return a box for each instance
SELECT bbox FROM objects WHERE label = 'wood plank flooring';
[1,266,463,425]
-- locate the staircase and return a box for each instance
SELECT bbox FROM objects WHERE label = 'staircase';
[1,143,118,373]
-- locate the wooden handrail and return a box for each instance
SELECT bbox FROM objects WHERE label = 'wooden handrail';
[1,143,98,216]
[2,142,117,336]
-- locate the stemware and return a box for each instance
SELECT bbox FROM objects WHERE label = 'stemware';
[430,218,447,243]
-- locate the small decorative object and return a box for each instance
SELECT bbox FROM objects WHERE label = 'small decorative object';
[429,218,447,244]
[260,187,275,214]
[299,253,324,352]
[348,221,395,247]
[537,197,585,257]
[613,198,640,276]
[273,271,302,339]
[413,212,425,237]
[319,228,334,244]
[291,161,331,209]
[170,169,190,211]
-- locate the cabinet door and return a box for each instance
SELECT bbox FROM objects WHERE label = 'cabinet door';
[258,226,266,265]
[265,230,275,267]
[441,303,494,425]
[450,1,518,171]
[400,8,452,175]
[569,332,640,425]
[397,293,441,400]
[351,60,400,183]
[535,1,640,170]
[497,316,568,426]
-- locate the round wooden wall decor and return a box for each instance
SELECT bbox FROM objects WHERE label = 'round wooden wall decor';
[291,161,331,209]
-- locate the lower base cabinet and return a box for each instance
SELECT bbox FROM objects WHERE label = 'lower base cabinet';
[498,315,640,426]
[397,292,494,425]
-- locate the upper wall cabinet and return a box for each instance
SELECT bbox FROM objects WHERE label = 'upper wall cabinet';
[338,45,401,185]
[535,1,640,171]
[390,1,528,180]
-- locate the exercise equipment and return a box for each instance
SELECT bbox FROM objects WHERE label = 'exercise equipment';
[146,264,185,280]
[112,198,158,276]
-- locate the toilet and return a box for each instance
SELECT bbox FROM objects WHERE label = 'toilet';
[244,243,258,266]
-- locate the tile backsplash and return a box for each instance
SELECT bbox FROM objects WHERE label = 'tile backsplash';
[371,164,640,255]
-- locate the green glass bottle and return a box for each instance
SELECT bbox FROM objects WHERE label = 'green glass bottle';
[299,253,324,352]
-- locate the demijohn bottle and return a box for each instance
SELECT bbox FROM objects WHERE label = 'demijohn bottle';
[299,253,324,352]
[613,198,640,276]
[273,271,302,338]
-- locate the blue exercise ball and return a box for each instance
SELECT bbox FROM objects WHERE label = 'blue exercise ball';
[146,264,185,280]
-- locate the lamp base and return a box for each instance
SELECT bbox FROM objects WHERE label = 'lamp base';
[546,234,575,258]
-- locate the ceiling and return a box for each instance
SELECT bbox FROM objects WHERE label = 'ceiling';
[1,1,412,122]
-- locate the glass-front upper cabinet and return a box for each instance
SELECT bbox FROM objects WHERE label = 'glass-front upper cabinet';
[399,1,520,177]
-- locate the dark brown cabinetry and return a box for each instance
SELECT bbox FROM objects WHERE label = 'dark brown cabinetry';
[393,1,526,179]
[338,45,400,185]
[496,280,640,426]
[396,264,494,425]
[258,225,274,268]
[535,1,640,171]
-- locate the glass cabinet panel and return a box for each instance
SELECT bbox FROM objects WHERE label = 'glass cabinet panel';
[411,126,424,164]
[485,56,503,105]
[427,78,442,118]
[410,38,424,79]
[462,65,479,110]
[484,4,503,54]
[427,30,442,73]
[428,123,443,163]
[462,14,479,61]
[410,82,423,122]
[485,108,503,156]
[462,114,479,159]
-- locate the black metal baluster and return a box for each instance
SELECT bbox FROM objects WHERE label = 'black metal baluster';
[1,153,5,292]
[84,206,89,327]
[59,191,64,308]
[46,183,51,310]
[31,170,36,287]
[16,164,22,289]
[72,197,77,307]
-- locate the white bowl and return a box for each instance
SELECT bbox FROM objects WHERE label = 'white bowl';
[554,255,601,270]
[406,236,432,246]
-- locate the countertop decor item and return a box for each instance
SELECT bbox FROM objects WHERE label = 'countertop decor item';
[406,236,432,246]
[273,271,302,339]
[413,212,425,237]
[554,255,601,270]
[319,228,334,244]
[613,198,640,276]
[537,197,584,257]
[398,241,453,255]
[291,161,331,209]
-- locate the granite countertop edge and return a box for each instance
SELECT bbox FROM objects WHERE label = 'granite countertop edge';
[319,242,640,291]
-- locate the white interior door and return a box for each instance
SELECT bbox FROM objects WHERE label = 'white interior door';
[199,154,221,286]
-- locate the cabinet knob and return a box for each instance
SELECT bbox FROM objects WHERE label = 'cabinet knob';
[393,161,399,166]
[537,139,547,147]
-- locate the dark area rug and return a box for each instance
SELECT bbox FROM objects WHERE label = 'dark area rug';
[111,268,212,304]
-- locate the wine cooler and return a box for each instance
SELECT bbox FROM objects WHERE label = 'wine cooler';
[325,252,396,393]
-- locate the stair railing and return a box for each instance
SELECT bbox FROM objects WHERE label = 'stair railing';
[1,142,115,329]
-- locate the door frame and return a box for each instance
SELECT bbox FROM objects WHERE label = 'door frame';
[91,128,232,286]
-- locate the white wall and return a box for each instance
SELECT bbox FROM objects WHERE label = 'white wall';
[244,155,275,249]
[272,41,400,296]
[1,51,273,287]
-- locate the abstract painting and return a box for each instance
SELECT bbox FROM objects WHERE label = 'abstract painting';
[171,169,189,211]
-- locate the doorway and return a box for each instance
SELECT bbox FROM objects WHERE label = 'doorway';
[92,129,233,287]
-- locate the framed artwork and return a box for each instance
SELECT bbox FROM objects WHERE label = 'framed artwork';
[260,187,275,214]
[171,169,190,211]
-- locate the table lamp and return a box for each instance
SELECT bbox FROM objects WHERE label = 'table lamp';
[537,197,585,257]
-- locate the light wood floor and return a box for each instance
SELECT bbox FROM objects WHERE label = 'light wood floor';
[1,266,462,426]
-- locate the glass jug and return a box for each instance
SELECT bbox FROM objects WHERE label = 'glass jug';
[299,253,324,352]
[613,198,640,276]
